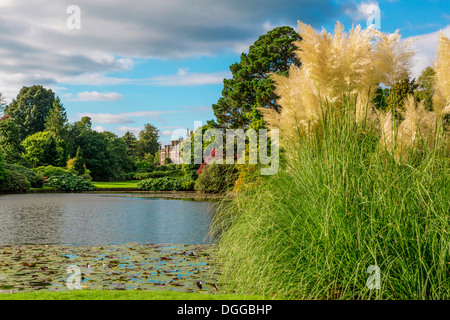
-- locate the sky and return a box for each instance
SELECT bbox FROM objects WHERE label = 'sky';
[0,0,449,145]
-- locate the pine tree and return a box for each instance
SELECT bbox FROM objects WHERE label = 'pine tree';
[73,146,85,175]
[212,26,302,129]
[45,96,68,139]
[122,131,138,157]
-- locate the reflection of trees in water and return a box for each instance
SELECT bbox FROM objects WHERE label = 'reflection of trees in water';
[0,194,216,246]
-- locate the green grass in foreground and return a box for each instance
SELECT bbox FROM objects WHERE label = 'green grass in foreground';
[0,290,264,300]
[93,181,140,189]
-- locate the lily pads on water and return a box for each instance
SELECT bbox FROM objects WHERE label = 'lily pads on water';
[0,243,220,294]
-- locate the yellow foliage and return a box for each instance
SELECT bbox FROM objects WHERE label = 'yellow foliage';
[66,157,75,170]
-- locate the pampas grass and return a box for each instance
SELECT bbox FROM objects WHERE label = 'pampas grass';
[259,21,417,147]
[212,21,449,300]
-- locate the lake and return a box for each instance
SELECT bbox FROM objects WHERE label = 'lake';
[0,193,217,246]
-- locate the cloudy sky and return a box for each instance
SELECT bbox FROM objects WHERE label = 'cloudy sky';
[0,0,449,144]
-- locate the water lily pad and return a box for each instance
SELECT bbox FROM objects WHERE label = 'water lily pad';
[0,243,221,294]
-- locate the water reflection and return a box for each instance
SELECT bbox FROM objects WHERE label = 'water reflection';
[0,193,216,246]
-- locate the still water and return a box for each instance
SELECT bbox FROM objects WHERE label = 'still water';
[0,193,217,246]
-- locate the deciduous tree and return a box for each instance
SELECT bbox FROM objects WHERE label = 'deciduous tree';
[4,85,55,141]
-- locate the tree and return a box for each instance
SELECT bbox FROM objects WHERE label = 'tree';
[4,85,56,141]
[386,77,419,118]
[102,131,134,178]
[373,87,389,111]
[70,129,113,181]
[136,123,159,158]
[72,147,85,174]
[21,131,62,167]
[212,26,302,129]
[122,131,138,157]
[66,116,93,157]
[414,66,435,111]
[45,96,68,139]
[0,150,6,182]
[0,115,26,165]
[144,153,154,163]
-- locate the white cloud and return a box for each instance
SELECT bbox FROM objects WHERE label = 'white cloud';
[93,125,107,132]
[343,1,380,23]
[160,130,175,136]
[76,113,134,124]
[145,71,230,87]
[121,111,171,119]
[0,0,337,99]
[407,25,450,79]
[76,109,176,124]
[117,126,142,136]
[72,91,123,101]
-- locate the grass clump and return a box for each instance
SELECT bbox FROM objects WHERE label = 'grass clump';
[213,103,449,299]
[212,22,449,300]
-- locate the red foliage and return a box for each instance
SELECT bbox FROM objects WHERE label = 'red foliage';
[197,148,222,175]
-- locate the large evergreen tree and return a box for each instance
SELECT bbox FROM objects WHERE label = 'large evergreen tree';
[4,85,56,141]
[45,96,68,139]
[122,131,138,157]
[212,26,302,129]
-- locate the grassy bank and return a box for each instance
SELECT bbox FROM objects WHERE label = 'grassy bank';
[93,180,140,189]
[212,103,449,299]
[0,290,263,300]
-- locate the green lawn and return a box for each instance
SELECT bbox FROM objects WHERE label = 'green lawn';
[93,180,140,189]
[0,290,264,300]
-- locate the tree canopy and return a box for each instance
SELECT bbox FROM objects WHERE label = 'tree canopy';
[212,26,302,129]
[136,123,159,158]
[4,85,56,141]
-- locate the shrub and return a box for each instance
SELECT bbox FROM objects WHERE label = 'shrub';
[194,163,238,193]
[213,21,450,300]
[181,180,196,191]
[80,167,93,180]
[46,173,95,192]
[114,172,135,181]
[213,99,450,300]
[0,169,29,192]
[4,163,44,188]
[181,164,200,181]
[137,176,191,191]
[134,170,181,180]
[134,159,155,173]
[34,165,71,179]
[154,164,182,172]
[0,152,6,182]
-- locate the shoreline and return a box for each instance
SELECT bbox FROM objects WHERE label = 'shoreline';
[3,188,228,200]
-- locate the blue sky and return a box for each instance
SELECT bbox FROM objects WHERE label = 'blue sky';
[0,0,449,145]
